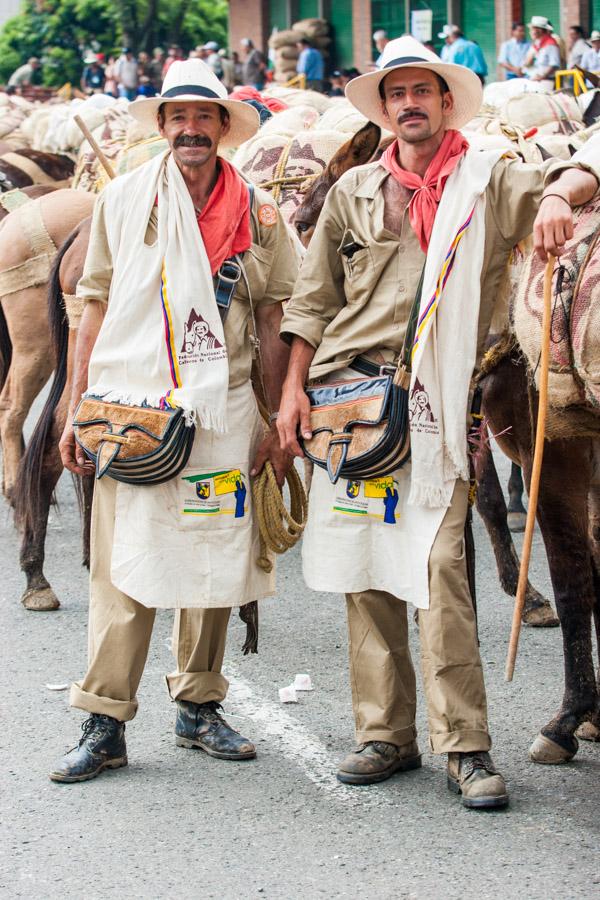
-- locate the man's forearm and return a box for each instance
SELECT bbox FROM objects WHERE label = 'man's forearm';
[255,302,290,413]
[547,168,599,206]
[284,336,316,389]
[68,301,105,417]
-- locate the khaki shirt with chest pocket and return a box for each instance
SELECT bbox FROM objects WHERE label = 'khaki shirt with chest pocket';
[280,153,600,382]
[76,182,298,389]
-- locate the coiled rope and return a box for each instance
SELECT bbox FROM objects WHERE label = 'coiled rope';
[252,460,308,573]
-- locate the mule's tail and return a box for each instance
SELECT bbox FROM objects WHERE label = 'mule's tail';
[0,301,11,395]
[14,226,80,535]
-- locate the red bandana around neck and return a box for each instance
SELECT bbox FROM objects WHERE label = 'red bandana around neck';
[380,129,469,253]
[196,158,252,275]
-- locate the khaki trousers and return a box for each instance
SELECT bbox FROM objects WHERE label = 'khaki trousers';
[70,477,232,723]
[346,480,491,754]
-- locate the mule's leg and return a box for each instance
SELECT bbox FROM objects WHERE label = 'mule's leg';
[475,441,558,627]
[20,432,62,611]
[576,480,600,742]
[528,440,598,764]
[507,462,527,533]
[0,288,53,504]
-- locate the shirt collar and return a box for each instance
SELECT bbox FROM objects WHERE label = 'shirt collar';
[351,163,389,199]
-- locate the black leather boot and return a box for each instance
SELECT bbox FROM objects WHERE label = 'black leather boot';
[49,714,127,783]
[175,700,256,760]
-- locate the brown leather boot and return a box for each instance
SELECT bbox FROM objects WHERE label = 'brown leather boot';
[337,740,421,785]
[447,751,509,809]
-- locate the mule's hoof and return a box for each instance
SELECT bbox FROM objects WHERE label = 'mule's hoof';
[21,587,60,611]
[507,511,527,533]
[522,601,559,628]
[529,732,578,764]
[575,721,600,742]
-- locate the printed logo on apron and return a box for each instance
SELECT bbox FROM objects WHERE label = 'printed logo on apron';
[333,477,399,524]
[181,468,248,519]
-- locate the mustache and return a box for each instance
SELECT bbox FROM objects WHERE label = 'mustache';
[397,110,428,124]
[174,134,212,148]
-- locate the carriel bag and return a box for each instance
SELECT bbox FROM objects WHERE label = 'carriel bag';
[299,267,424,484]
[73,397,195,485]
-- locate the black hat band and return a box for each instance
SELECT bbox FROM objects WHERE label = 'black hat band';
[161,85,221,99]
[383,56,429,68]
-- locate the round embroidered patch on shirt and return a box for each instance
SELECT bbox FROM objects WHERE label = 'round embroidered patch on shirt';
[258,204,277,227]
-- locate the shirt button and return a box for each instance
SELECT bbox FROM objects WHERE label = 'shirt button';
[398,282,405,291]
[398,245,405,254]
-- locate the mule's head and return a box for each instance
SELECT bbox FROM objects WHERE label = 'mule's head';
[292,122,381,248]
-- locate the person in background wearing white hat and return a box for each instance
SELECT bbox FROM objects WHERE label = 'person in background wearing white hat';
[278,35,600,807]
[49,59,297,783]
[438,25,459,62]
[373,29,390,67]
[524,17,561,84]
[580,31,600,73]
[80,53,105,94]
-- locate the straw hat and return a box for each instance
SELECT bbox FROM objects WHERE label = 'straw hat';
[590,30,600,41]
[528,16,554,31]
[128,58,260,148]
[345,36,483,132]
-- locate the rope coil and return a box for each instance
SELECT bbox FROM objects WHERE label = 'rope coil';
[252,460,308,572]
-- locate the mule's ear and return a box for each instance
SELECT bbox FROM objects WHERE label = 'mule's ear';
[326,122,382,181]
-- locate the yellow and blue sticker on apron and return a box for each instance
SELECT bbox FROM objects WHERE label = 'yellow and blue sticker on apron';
[180,469,248,519]
[333,476,399,524]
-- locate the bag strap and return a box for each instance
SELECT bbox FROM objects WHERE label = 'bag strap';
[399,262,426,372]
[214,183,256,324]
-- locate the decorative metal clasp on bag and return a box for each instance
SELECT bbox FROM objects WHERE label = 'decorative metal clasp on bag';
[379,364,397,376]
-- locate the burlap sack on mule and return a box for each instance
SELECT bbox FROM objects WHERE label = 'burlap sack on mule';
[513,196,600,422]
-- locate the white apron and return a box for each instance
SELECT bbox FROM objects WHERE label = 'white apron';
[110,383,274,609]
[301,370,447,610]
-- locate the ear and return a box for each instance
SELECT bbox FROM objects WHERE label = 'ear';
[442,91,455,116]
[326,122,382,181]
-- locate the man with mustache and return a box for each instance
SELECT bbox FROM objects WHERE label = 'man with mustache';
[50,59,296,783]
[277,36,600,807]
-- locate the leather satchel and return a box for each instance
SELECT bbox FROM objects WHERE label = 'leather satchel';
[73,397,195,485]
[300,267,424,484]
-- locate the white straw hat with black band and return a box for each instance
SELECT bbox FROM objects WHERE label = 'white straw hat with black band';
[128,58,260,147]
[528,16,554,31]
[345,35,483,132]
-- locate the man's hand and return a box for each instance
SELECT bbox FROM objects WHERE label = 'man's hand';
[277,380,312,459]
[59,421,94,477]
[250,425,294,487]
[533,195,574,261]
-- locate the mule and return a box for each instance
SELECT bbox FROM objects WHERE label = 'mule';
[0,149,74,191]
[13,220,94,611]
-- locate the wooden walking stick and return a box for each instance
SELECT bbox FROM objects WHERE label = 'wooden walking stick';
[74,114,116,181]
[505,254,554,681]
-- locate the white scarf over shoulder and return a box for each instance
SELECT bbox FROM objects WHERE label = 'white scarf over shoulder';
[86,150,229,432]
[408,147,504,509]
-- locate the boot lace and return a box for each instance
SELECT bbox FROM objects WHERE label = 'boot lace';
[79,714,114,746]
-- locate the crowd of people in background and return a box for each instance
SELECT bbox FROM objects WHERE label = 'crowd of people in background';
[7,14,600,101]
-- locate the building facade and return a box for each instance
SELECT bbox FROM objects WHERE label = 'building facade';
[229,0,596,80]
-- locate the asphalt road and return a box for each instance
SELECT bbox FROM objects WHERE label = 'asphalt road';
[1,398,598,899]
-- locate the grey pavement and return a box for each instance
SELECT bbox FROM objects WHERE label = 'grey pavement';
[0,404,598,899]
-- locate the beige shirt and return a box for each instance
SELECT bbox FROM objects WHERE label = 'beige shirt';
[280,155,599,381]
[78,182,297,389]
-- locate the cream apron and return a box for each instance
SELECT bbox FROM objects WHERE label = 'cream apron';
[301,371,448,610]
[110,382,274,609]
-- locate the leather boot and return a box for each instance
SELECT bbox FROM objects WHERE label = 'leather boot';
[447,751,509,809]
[337,740,422,785]
[49,714,127,783]
[175,700,256,760]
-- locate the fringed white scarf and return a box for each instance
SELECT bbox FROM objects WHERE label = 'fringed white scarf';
[85,150,229,432]
[408,148,505,509]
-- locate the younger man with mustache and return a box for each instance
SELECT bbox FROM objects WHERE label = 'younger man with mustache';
[278,37,600,807]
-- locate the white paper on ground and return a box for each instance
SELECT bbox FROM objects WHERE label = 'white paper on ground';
[293,674,313,691]
[279,685,298,703]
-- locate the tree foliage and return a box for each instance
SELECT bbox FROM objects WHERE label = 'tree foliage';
[0,0,228,86]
